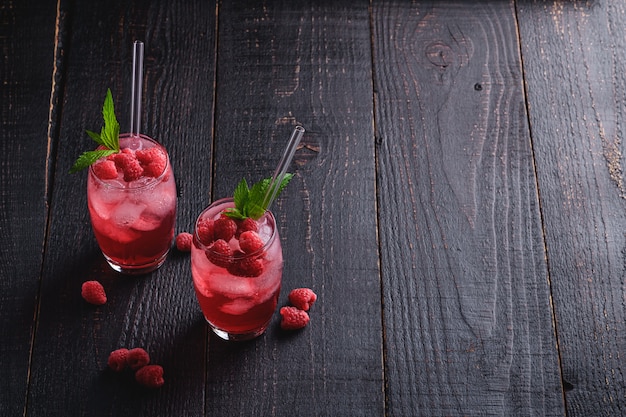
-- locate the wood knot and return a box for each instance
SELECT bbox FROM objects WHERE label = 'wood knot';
[294,135,320,167]
[425,42,454,69]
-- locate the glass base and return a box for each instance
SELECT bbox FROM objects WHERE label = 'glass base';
[103,250,169,275]
[207,319,270,342]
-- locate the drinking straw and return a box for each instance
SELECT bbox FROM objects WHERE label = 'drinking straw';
[263,125,305,212]
[130,40,144,136]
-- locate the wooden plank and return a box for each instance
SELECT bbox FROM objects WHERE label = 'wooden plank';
[27,1,216,416]
[372,1,565,415]
[517,1,626,415]
[0,1,57,416]
[208,1,383,416]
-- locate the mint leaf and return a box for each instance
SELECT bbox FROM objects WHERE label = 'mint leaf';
[233,178,250,209]
[245,202,266,220]
[224,208,246,220]
[86,129,105,146]
[224,174,294,220]
[70,88,121,173]
[271,174,293,205]
[100,89,120,151]
[69,149,116,174]
[259,174,293,209]
[249,178,269,201]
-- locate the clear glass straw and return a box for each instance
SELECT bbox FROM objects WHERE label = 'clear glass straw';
[130,40,144,136]
[263,126,305,212]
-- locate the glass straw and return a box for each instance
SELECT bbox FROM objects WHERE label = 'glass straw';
[130,40,144,136]
[263,126,305,212]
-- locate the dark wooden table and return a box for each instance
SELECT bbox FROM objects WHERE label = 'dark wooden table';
[3,1,625,416]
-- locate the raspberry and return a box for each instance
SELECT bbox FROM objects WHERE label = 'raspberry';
[206,239,233,268]
[214,217,237,241]
[135,364,164,389]
[235,217,258,238]
[196,218,214,245]
[127,347,150,370]
[107,348,129,372]
[175,232,193,252]
[92,159,118,180]
[280,306,310,330]
[114,151,143,182]
[142,161,167,178]
[238,230,265,254]
[81,280,107,305]
[136,147,167,178]
[288,288,317,311]
[135,146,164,165]
[228,254,264,277]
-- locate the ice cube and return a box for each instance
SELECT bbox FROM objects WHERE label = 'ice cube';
[89,189,125,220]
[220,298,256,316]
[111,227,141,244]
[142,189,176,220]
[129,177,153,188]
[131,211,162,232]
[194,277,214,299]
[211,276,255,300]
[257,224,273,244]
[111,200,147,229]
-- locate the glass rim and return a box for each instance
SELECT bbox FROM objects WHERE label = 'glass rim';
[88,133,170,190]
[193,197,278,259]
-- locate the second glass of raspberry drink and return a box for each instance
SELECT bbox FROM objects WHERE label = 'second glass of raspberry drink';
[191,198,282,340]
[191,126,305,341]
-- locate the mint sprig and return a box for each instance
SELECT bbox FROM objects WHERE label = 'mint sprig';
[69,88,120,173]
[225,174,293,220]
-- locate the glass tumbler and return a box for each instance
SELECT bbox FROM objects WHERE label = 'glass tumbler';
[191,198,283,341]
[87,133,176,274]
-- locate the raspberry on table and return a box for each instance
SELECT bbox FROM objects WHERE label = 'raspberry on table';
[235,217,258,238]
[136,147,167,178]
[126,347,150,370]
[107,348,129,372]
[280,306,310,330]
[206,239,234,268]
[288,288,317,311]
[92,159,118,180]
[81,280,107,305]
[135,364,165,389]
[228,255,264,277]
[238,230,265,254]
[114,151,143,182]
[214,217,237,242]
[196,218,215,245]
[175,232,193,252]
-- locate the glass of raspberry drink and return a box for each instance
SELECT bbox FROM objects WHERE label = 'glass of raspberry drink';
[191,198,283,341]
[87,133,176,274]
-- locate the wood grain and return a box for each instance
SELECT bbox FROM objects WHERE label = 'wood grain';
[208,1,384,416]
[0,1,57,416]
[11,0,624,415]
[27,1,216,416]
[518,1,626,415]
[372,2,564,415]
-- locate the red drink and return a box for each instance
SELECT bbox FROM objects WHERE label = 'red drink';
[87,134,176,274]
[191,198,283,341]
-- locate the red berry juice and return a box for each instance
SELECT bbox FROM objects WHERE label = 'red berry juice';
[87,134,176,274]
[191,198,283,341]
